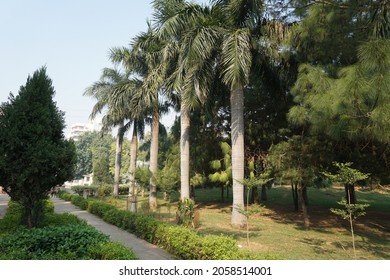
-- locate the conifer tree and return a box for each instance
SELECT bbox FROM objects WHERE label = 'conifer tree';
[0,67,76,228]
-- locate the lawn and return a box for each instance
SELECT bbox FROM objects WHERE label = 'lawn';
[110,185,390,260]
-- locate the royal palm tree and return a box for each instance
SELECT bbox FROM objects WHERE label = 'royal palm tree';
[153,0,219,201]
[110,27,171,209]
[84,68,131,197]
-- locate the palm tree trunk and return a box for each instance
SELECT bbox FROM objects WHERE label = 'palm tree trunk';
[230,86,247,227]
[149,108,159,209]
[128,124,138,212]
[113,122,124,197]
[180,102,190,200]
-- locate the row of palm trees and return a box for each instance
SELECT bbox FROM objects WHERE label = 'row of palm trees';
[85,0,278,227]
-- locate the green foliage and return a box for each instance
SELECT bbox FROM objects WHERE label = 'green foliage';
[71,185,98,196]
[323,162,370,187]
[74,132,96,179]
[43,213,88,227]
[190,173,206,187]
[91,134,115,184]
[209,142,232,183]
[331,199,369,221]
[58,191,73,201]
[155,145,180,196]
[88,241,137,260]
[71,195,89,210]
[199,234,240,260]
[135,166,152,189]
[88,201,117,217]
[0,225,109,259]
[176,198,198,228]
[0,67,76,227]
[0,201,24,233]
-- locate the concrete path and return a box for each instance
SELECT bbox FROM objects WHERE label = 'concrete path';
[0,194,174,260]
[0,194,10,219]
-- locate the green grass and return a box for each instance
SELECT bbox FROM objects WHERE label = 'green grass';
[113,185,390,260]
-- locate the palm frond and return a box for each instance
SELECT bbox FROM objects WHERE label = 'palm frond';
[221,28,252,89]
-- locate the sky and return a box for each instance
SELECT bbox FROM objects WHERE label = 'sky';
[0,0,206,137]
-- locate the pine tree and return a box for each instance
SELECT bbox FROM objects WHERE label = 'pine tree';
[0,67,76,228]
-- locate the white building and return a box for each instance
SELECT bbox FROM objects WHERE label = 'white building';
[67,120,101,141]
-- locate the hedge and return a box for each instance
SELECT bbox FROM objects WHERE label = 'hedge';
[57,191,278,260]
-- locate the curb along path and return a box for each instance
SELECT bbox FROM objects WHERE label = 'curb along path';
[52,197,174,260]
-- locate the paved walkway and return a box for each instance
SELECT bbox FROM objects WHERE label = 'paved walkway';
[0,194,174,260]
[0,194,9,219]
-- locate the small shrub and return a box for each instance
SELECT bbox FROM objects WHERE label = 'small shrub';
[0,225,109,259]
[97,184,113,198]
[58,191,72,201]
[43,213,88,227]
[71,195,88,210]
[176,198,198,228]
[102,208,124,226]
[198,235,239,260]
[88,201,117,218]
[88,242,137,260]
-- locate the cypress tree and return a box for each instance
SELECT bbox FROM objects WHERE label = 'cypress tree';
[0,67,76,228]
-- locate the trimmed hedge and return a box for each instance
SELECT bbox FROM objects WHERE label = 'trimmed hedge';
[58,192,278,260]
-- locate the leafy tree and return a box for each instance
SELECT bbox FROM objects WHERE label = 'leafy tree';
[323,162,370,204]
[74,132,96,179]
[0,67,76,228]
[268,135,332,227]
[331,199,369,259]
[91,134,114,185]
[287,0,390,181]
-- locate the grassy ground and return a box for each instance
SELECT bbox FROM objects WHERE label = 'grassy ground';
[109,185,390,260]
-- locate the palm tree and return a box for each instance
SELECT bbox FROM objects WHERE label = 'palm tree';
[153,0,219,201]
[84,68,131,197]
[110,27,170,209]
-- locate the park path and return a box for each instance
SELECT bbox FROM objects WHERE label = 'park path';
[0,194,9,219]
[0,194,174,260]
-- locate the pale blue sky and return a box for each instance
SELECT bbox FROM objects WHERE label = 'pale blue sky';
[0,0,206,136]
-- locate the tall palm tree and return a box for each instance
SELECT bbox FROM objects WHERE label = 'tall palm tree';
[110,28,169,209]
[84,68,131,197]
[153,0,219,201]
[109,77,148,212]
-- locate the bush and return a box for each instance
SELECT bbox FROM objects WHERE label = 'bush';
[88,201,117,217]
[102,208,124,226]
[0,201,24,233]
[58,191,72,201]
[88,242,137,260]
[71,195,88,210]
[155,225,200,259]
[0,225,109,259]
[71,185,98,197]
[0,199,55,234]
[198,235,239,260]
[43,213,88,227]
[97,184,113,198]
